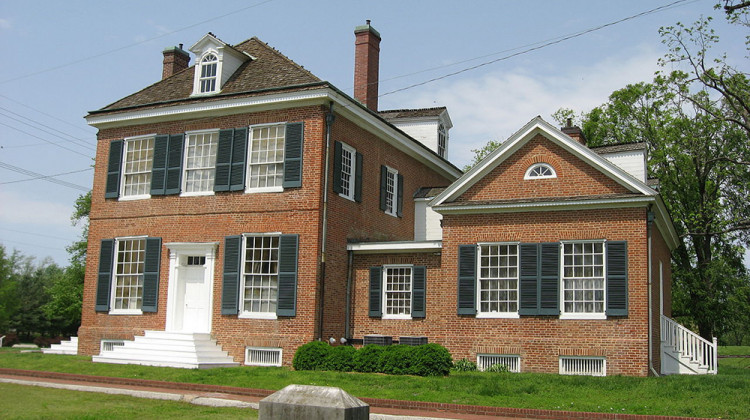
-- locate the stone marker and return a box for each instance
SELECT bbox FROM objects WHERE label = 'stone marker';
[259,384,369,420]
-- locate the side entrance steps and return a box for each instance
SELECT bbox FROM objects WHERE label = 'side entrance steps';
[42,337,78,355]
[92,330,239,369]
[660,315,717,375]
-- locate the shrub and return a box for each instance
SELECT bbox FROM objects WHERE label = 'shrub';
[379,345,415,375]
[322,345,356,371]
[410,343,453,376]
[292,341,330,371]
[352,344,385,373]
[453,358,478,372]
[486,362,510,373]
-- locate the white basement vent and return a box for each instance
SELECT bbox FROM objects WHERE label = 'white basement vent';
[245,347,282,367]
[477,354,520,373]
[100,339,125,353]
[559,356,606,376]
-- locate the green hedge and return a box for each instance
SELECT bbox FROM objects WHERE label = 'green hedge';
[293,341,454,376]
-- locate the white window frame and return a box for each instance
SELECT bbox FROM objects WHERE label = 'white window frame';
[245,123,286,194]
[437,123,447,158]
[524,163,557,180]
[245,347,282,367]
[559,356,606,376]
[198,52,219,94]
[238,233,281,320]
[339,142,356,201]
[560,240,606,320]
[119,135,155,200]
[181,129,219,196]
[384,166,398,217]
[476,243,520,318]
[382,264,413,320]
[477,354,521,373]
[109,236,148,315]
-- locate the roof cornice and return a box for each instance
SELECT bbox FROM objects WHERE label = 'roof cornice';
[347,240,442,254]
[435,195,655,214]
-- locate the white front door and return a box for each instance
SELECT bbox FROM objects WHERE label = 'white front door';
[165,243,217,334]
[178,265,210,332]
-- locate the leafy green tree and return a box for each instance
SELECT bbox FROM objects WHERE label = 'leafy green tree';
[9,256,61,340]
[0,245,20,334]
[462,139,502,172]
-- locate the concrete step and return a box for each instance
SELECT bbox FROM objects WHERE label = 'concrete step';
[42,337,78,355]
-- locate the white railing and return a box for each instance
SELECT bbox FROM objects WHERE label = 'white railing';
[661,315,717,374]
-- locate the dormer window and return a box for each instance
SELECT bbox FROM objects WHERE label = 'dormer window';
[438,123,447,158]
[524,163,556,179]
[199,53,218,93]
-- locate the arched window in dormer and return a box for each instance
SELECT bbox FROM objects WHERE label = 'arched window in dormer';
[524,163,556,180]
[199,53,218,93]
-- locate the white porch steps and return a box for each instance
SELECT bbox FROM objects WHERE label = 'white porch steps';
[661,315,717,375]
[92,331,239,369]
[42,337,78,355]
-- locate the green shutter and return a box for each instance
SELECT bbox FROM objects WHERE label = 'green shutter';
[229,128,247,191]
[214,129,234,192]
[369,266,382,317]
[277,234,299,317]
[221,235,242,315]
[354,151,363,203]
[412,266,426,318]
[539,242,560,315]
[396,173,404,217]
[95,239,115,311]
[332,141,343,194]
[379,166,388,211]
[142,238,162,312]
[283,122,303,188]
[165,134,184,195]
[105,140,123,199]
[457,244,476,315]
[150,135,169,195]
[606,241,628,316]
[518,243,539,315]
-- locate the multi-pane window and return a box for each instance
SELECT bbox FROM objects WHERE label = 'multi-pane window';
[242,235,279,314]
[478,244,519,314]
[199,53,218,93]
[247,125,285,190]
[384,167,398,216]
[562,242,605,314]
[183,131,218,193]
[122,137,154,197]
[384,266,412,318]
[339,143,355,200]
[437,123,447,158]
[112,238,146,311]
[524,163,556,179]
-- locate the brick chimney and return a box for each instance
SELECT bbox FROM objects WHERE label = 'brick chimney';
[561,118,587,146]
[354,20,381,111]
[162,44,190,80]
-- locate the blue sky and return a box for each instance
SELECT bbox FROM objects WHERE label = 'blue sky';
[0,0,747,265]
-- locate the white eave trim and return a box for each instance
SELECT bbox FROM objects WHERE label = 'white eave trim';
[347,240,442,254]
[435,196,655,214]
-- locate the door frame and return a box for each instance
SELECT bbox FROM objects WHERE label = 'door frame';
[165,242,218,333]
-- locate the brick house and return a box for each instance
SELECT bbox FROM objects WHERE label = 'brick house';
[76,23,713,376]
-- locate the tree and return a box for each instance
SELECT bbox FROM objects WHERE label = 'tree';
[0,245,20,333]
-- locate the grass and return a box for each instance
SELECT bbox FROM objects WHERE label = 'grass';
[0,349,748,419]
[719,346,750,356]
[0,382,257,419]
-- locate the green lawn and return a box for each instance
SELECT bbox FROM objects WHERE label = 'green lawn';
[0,349,748,419]
[0,382,257,420]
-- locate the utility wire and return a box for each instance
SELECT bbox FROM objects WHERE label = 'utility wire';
[0,167,92,185]
[0,161,90,191]
[0,227,75,242]
[0,122,93,158]
[0,94,95,136]
[0,108,95,151]
[0,238,68,252]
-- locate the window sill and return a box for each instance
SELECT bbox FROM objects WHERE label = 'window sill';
[239,312,278,320]
[338,193,355,202]
[476,312,520,319]
[382,314,412,320]
[246,186,283,194]
[108,309,143,316]
[559,313,607,320]
[118,194,151,201]
[180,191,215,197]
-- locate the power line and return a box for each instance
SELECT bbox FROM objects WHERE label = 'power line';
[0,94,95,136]
[0,161,90,191]
[0,167,92,186]
[0,122,93,158]
[0,227,75,242]
[0,108,95,151]
[0,238,68,252]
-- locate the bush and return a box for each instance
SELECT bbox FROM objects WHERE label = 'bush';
[322,345,356,371]
[292,341,330,371]
[379,345,415,375]
[411,343,453,376]
[352,344,385,373]
[486,363,510,373]
[452,358,478,372]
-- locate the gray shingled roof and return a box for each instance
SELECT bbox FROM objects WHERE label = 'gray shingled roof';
[379,107,447,120]
[91,37,322,114]
[413,186,447,199]
[590,142,646,154]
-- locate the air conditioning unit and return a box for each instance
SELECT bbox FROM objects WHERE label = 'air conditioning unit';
[363,335,392,346]
[399,336,428,346]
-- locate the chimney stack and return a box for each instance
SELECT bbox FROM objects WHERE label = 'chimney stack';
[354,20,381,111]
[162,44,190,80]
[561,118,587,146]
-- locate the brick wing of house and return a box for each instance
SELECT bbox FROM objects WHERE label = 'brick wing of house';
[77,24,715,377]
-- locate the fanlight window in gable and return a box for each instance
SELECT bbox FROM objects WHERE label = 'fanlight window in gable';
[199,53,218,93]
[524,163,556,180]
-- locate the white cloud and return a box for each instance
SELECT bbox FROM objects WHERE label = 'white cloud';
[0,190,72,227]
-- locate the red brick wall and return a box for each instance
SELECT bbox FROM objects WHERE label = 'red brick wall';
[650,222,673,374]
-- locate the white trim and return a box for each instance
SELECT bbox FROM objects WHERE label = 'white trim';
[245,123,287,193]
[436,196,655,214]
[559,356,606,376]
[245,347,282,367]
[476,242,520,318]
[347,240,442,254]
[559,240,606,318]
[239,312,278,320]
[477,354,521,372]
[338,142,357,201]
[181,129,219,196]
[524,163,557,179]
[164,242,217,333]
[119,134,156,200]
[109,236,148,315]
[381,264,414,320]
[108,309,143,316]
[384,166,398,217]
[245,186,284,194]
[239,233,282,318]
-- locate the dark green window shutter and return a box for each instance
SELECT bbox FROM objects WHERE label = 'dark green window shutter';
[539,242,560,315]
[369,266,382,317]
[606,241,628,316]
[518,243,539,315]
[221,235,242,315]
[283,122,304,188]
[214,129,234,192]
[150,135,169,195]
[105,140,123,199]
[277,234,299,317]
[396,173,404,217]
[354,151,363,203]
[457,244,476,315]
[95,239,115,311]
[142,238,162,312]
[332,141,343,194]
[165,134,184,195]
[379,165,388,211]
[229,128,247,191]
[412,266,426,318]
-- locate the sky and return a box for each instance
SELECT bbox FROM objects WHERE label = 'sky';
[0,0,747,266]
